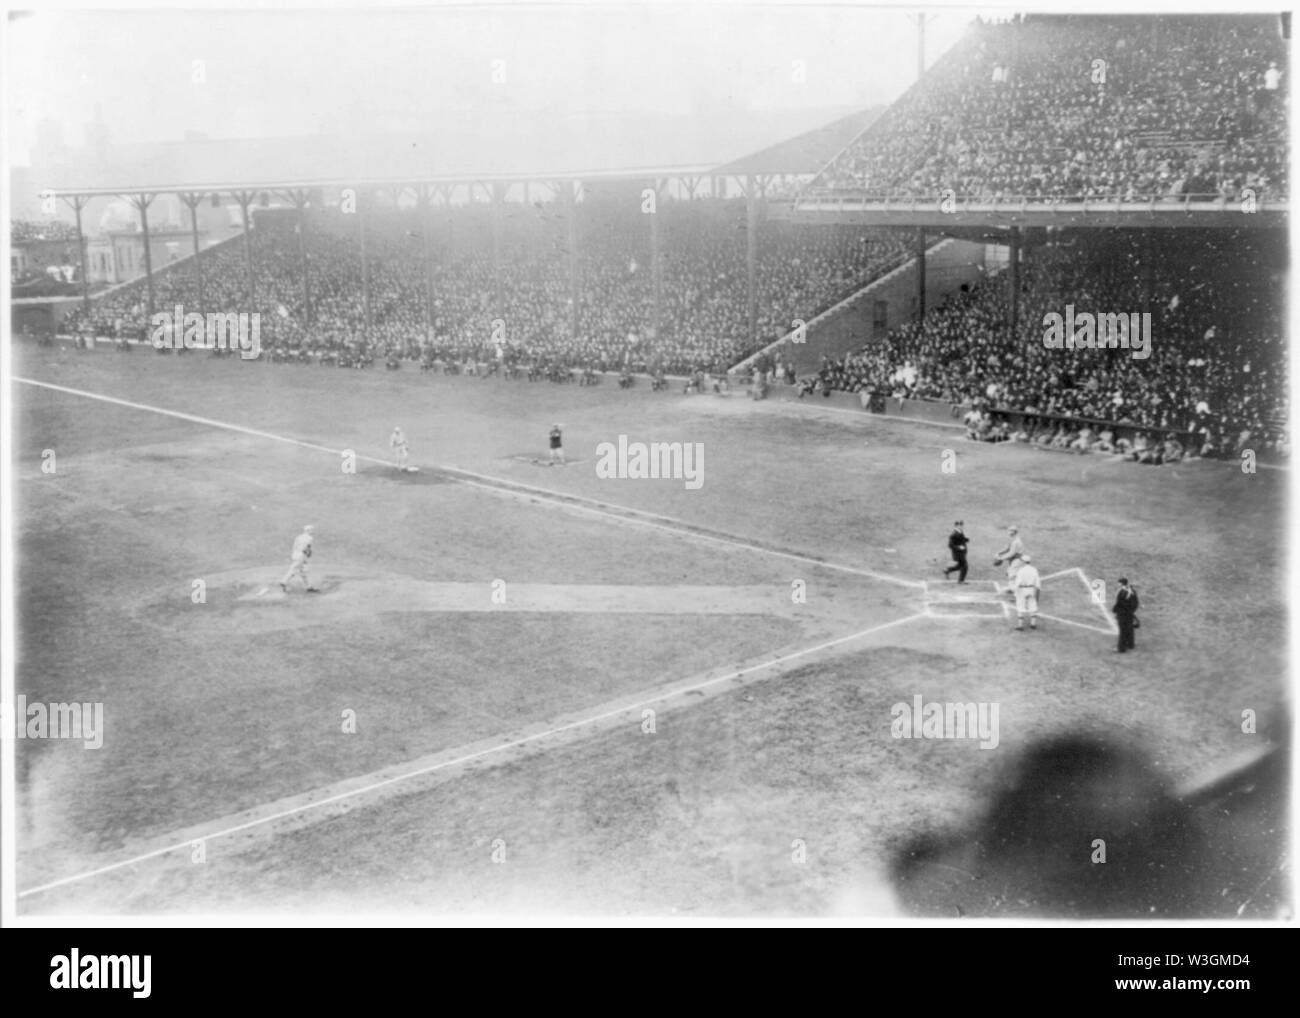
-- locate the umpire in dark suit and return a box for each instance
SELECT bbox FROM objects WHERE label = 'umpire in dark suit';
[1112,578,1140,652]
[943,521,969,583]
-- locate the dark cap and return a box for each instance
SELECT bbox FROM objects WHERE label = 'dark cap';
[1118,577,1129,585]
[955,520,964,526]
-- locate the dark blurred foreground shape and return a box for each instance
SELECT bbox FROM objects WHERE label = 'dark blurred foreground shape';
[891,732,1289,918]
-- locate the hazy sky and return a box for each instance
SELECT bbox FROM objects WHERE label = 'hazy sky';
[5,4,994,164]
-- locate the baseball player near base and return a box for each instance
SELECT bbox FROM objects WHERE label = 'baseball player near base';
[548,424,565,465]
[390,426,409,472]
[1012,554,1042,631]
[993,525,1026,582]
[280,524,320,593]
[943,520,969,582]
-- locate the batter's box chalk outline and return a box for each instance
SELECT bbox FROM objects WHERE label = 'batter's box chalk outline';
[1041,566,1120,634]
[926,568,1116,632]
[924,579,1002,598]
[925,600,1007,618]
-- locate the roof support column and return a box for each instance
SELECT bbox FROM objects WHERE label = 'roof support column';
[650,176,664,341]
[179,192,206,309]
[916,226,927,324]
[127,193,156,323]
[233,191,257,306]
[746,175,759,348]
[357,187,370,344]
[417,185,436,346]
[1008,226,1020,337]
[61,195,92,316]
[1143,230,1155,307]
[491,181,505,305]
[285,189,313,327]
[565,180,580,341]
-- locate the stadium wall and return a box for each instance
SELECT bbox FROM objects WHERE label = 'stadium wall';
[758,238,993,375]
[10,296,82,334]
[760,383,1206,452]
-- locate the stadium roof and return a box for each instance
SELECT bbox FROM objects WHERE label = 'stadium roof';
[709,107,882,177]
[31,106,874,196]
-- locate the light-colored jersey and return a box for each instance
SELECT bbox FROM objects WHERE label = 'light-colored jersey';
[391,430,407,450]
[291,533,313,559]
[999,535,1024,561]
[1014,564,1041,590]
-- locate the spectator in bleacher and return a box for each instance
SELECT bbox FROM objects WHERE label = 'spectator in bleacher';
[810,15,1287,204]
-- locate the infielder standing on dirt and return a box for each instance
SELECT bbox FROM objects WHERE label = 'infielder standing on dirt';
[390,425,409,472]
[280,524,320,593]
[994,525,1026,581]
[1013,554,1041,631]
[549,423,565,465]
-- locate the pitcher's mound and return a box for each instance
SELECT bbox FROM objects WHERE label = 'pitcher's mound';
[237,576,342,601]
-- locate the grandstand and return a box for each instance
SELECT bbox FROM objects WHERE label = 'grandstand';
[807,13,1288,204]
[8,10,1290,923]
[777,13,1289,464]
[53,198,915,375]
[17,17,1285,463]
[25,105,913,373]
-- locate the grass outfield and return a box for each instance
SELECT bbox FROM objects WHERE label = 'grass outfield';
[11,342,1288,916]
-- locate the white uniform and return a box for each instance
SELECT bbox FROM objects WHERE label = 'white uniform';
[998,534,1025,580]
[1013,562,1041,628]
[281,530,314,589]
[390,428,409,470]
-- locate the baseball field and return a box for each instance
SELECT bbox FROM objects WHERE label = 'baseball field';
[9,341,1289,917]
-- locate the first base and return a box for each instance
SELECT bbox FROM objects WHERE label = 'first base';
[406,466,420,473]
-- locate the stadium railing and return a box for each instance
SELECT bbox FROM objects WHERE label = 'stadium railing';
[794,192,1287,211]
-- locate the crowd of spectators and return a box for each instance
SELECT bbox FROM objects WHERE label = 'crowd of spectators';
[60,198,912,377]
[956,405,1199,465]
[11,219,82,243]
[811,14,1288,203]
[54,205,1287,461]
[810,228,1288,460]
[42,14,1289,462]
[11,219,89,298]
